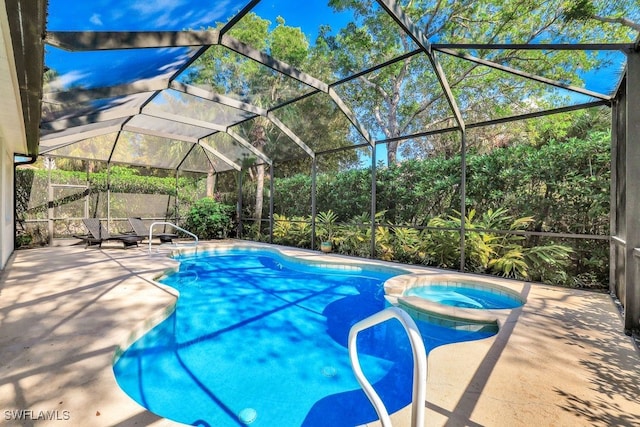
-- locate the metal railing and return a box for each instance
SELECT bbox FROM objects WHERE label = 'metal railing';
[148,221,198,253]
[348,306,427,427]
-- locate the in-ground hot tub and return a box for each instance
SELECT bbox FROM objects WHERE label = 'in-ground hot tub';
[403,282,524,309]
[384,273,525,332]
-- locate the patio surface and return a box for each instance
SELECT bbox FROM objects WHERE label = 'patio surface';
[0,241,638,426]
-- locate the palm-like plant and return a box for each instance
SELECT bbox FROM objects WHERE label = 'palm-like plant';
[273,214,311,247]
[375,225,394,261]
[316,210,338,243]
[272,208,572,284]
[336,214,370,257]
[273,213,294,243]
[391,226,423,263]
[422,208,572,281]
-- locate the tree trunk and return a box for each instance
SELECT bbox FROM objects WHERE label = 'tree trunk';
[387,141,399,165]
[206,166,215,197]
[250,121,268,228]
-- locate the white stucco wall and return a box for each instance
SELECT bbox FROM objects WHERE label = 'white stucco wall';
[0,1,29,270]
[0,145,13,269]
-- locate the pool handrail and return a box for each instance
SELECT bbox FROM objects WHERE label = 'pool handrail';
[348,306,427,427]
[148,221,198,253]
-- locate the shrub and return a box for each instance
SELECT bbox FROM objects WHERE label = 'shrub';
[182,198,235,240]
[272,214,311,248]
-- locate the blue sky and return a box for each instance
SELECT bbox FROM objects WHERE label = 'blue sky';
[46,0,353,38]
[47,0,246,31]
[251,0,354,42]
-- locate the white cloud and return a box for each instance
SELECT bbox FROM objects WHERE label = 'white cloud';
[129,0,185,16]
[126,0,231,29]
[48,70,90,91]
[89,13,103,26]
[190,3,234,28]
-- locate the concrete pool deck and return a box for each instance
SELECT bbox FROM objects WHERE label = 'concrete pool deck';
[0,241,638,426]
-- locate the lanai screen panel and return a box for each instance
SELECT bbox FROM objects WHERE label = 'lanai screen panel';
[270,91,370,153]
[406,1,639,46]
[436,51,607,124]
[44,46,199,91]
[178,44,316,108]
[180,145,232,174]
[332,51,456,142]
[391,132,463,215]
[201,132,267,169]
[234,0,419,84]
[228,117,311,163]
[42,132,119,162]
[491,49,628,97]
[39,118,127,151]
[41,92,153,125]
[124,115,214,142]
[145,89,257,129]
[112,132,195,170]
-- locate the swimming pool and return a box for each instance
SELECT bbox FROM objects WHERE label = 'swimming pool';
[113,248,498,426]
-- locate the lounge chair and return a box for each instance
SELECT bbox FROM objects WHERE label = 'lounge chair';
[74,218,144,248]
[128,217,178,244]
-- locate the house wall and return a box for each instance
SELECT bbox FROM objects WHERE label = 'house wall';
[0,145,13,268]
[0,2,29,270]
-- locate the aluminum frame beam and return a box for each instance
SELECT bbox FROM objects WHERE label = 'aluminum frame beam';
[39,124,122,146]
[43,80,169,104]
[226,129,272,166]
[435,48,612,101]
[198,141,242,171]
[140,110,227,133]
[46,30,220,51]
[622,52,640,333]
[40,107,140,131]
[375,0,465,131]
[432,42,635,52]
[218,0,261,37]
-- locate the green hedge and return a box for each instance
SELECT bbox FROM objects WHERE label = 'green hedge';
[271,132,610,235]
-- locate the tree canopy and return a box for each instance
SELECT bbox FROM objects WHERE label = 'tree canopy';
[322,0,632,164]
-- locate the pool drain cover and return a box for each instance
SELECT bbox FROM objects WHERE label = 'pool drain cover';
[321,366,337,377]
[238,408,257,424]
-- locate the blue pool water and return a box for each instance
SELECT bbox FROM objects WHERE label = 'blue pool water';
[113,249,498,426]
[404,284,523,309]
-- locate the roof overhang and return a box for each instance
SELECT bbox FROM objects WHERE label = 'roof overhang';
[1,0,46,157]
